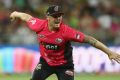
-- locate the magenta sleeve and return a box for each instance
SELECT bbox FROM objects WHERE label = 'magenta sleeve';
[27,17,45,32]
[63,25,85,43]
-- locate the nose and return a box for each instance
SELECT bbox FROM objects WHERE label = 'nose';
[54,17,61,24]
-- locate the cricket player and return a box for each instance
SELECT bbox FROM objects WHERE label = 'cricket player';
[10,5,120,80]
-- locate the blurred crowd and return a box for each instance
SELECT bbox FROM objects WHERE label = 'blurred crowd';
[0,0,120,45]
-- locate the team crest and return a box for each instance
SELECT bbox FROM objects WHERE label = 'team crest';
[76,34,80,39]
[55,38,62,43]
[54,6,59,11]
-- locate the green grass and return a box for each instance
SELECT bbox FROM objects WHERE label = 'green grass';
[0,73,120,80]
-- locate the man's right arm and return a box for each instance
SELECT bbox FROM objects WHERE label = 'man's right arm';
[10,11,32,22]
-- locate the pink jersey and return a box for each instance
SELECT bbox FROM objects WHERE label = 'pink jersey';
[27,17,85,66]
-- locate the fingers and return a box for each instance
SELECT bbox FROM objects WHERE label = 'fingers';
[116,54,120,63]
[117,57,120,63]
[10,17,15,22]
[114,58,120,64]
[113,56,120,64]
[117,54,120,58]
[109,54,120,64]
[10,11,17,21]
[10,14,14,21]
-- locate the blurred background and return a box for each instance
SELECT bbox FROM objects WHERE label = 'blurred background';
[0,0,120,80]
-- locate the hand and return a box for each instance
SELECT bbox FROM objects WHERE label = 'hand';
[108,52,120,64]
[10,11,18,21]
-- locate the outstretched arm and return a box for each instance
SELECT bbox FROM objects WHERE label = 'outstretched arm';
[10,11,45,32]
[83,35,120,63]
[10,11,32,22]
[62,25,120,63]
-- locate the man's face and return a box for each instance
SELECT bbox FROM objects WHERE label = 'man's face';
[47,14,63,29]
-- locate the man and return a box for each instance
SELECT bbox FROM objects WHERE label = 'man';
[10,5,120,80]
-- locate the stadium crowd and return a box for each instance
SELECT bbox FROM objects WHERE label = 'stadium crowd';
[0,0,120,45]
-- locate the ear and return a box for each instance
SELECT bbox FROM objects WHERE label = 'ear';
[46,15,49,20]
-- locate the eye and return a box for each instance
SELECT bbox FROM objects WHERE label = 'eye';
[51,14,62,18]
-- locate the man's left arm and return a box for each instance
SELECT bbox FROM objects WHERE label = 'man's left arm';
[83,35,120,63]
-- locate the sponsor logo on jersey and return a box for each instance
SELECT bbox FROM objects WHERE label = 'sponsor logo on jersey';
[45,44,59,50]
[42,42,59,50]
[35,64,42,70]
[39,34,45,38]
[55,38,62,43]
